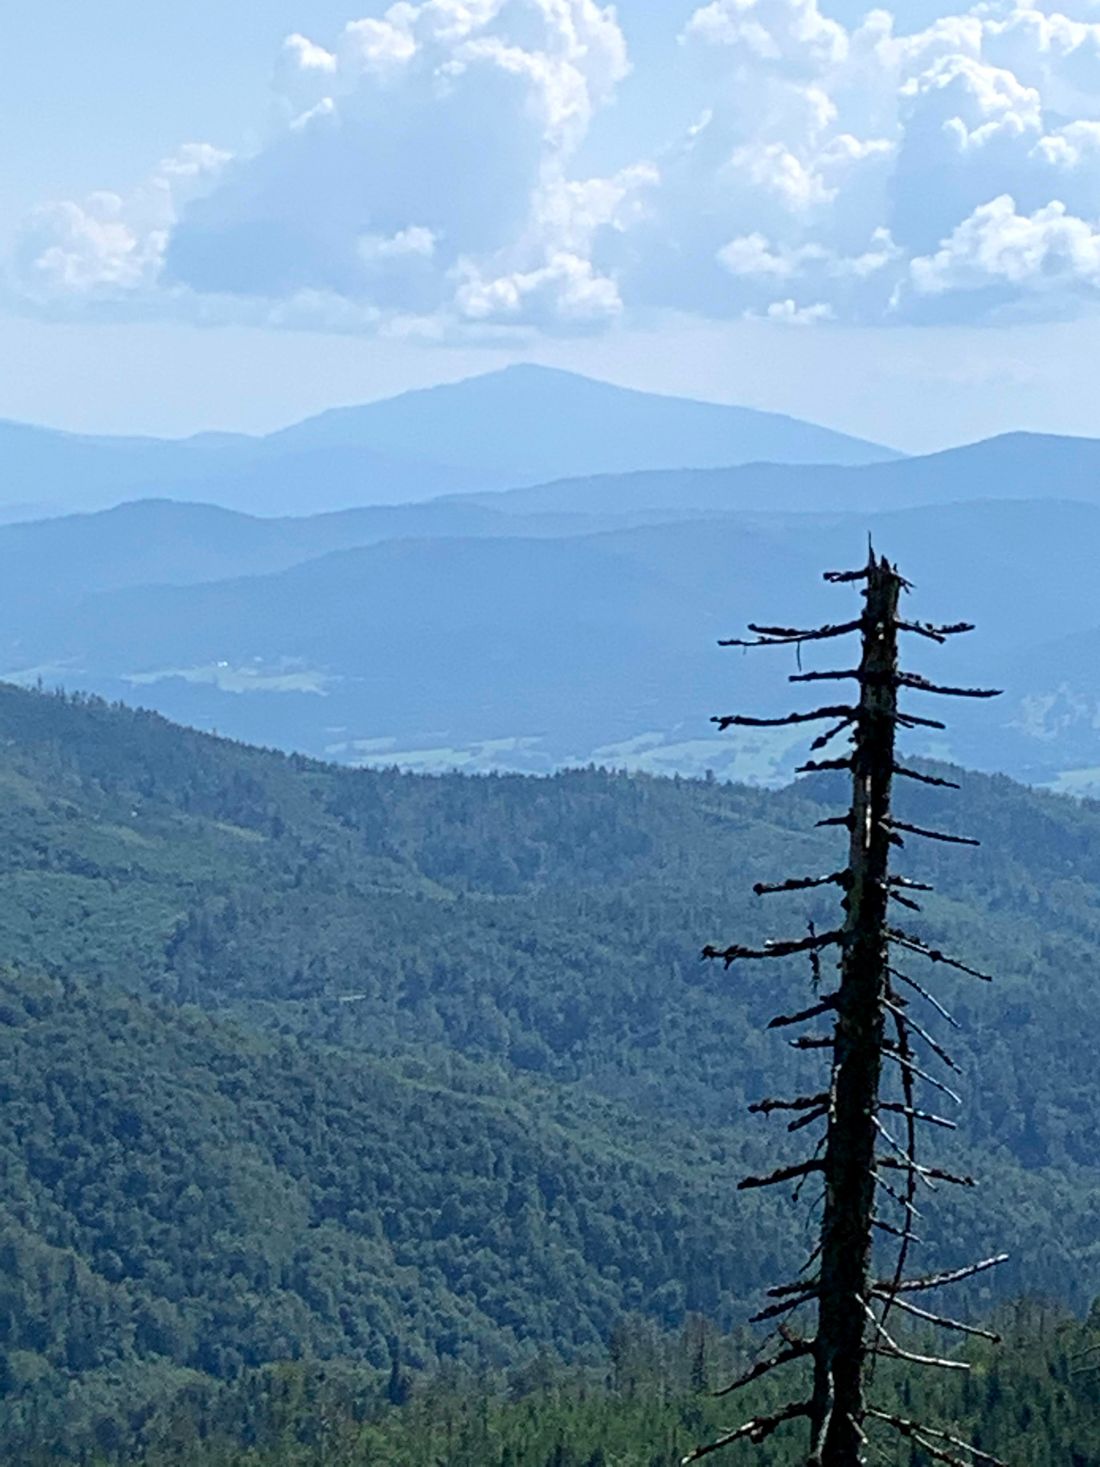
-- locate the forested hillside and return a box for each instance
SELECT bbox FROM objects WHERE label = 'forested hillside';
[16,1305,1100,1466]
[2,683,1100,1456]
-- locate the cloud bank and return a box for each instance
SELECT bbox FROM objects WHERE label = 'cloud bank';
[12,0,1100,332]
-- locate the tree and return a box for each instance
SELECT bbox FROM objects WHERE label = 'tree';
[685,549,1007,1467]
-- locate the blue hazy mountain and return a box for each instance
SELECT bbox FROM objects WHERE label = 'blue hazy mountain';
[270,363,899,479]
[0,416,504,519]
[0,365,897,518]
[451,430,1100,517]
[7,426,1099,607]
[7,497,1100,790]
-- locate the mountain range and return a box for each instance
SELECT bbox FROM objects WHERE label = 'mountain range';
[5,364,1100,790]
[5,493,1100,789]
[0,365,896,521]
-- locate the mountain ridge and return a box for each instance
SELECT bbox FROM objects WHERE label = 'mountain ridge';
[7,496,1100,788]
[0,365,899,519]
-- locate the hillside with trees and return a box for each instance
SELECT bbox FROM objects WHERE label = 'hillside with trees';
[1,682,1100,1456]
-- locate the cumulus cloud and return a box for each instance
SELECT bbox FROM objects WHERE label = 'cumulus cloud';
[11,0,1100,330]
[12,145,228,306]
[12,1,636,333]
[910,194,1100,295]
[621,0,1100,323]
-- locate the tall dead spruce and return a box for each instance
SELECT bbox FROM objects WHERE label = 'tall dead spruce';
[686,550,1008,1467]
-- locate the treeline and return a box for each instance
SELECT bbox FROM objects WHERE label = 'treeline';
[11,1304,1099,1466]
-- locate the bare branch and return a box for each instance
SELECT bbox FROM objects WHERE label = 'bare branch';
[867,1409,1009,1467]
[810,715,856,751]
[882,1044,963,1105]
[873,1117,926,1183]
[681,1403,810,1462]
[909,1434,994,1467]
[887,887,922,913]
[754,871,848,897]
[789,1104,830,1134]
[877,1155,975,1188]
[768,996,839,1029]
[889,929,993,982]
[805,1368,834,1467]
[703,929,843,967]
[797,757,853,776]
[898,672,1002,700]
[872,1216,923,1244]
[880,1102,957,1132]
[884,1000,962,1073]
[878,1008,919,1344]
[710,1342,813,1398]
[750,1094,829,1116]
[894,764,961,790]
[751,1293,819,1324]
[873,1168,923,1220]
[877,1254,1009,1295]
[739,1160,825,1192]
[790,668,859,685]
[720,619,862,648]
[713,705,856,732]
[897,620,975,643]
[769,1275,822,1299]
[894,710,948,731]
[861,1298,970,1372]
[887,820,980,848]
[889,967,960,1029]
[872,1293,1000,1342]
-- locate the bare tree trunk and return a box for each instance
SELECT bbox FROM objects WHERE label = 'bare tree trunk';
[683,548,1007,1467]
[810,559,899,1465]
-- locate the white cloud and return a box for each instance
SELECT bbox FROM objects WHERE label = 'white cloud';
[629,0,1100,322]
[685,0,848,74]
[719,232,821,275]
[454,250,624,325]
[11,1,633,333]
[11,145,228,306]
[759,296,836,322]
[909,194,1100,295]
[12,0,1100,331]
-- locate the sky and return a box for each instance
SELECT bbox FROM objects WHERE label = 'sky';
[3,0,1100,452]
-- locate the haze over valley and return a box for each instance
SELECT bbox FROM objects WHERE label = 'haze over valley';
[5,366,1100,793]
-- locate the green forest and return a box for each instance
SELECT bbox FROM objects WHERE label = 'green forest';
[2,683,1100,1460]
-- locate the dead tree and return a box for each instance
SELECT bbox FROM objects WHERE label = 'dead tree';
[684,550,1007,1467]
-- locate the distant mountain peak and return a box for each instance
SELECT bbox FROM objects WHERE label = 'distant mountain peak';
[270,363,900,480]
[0,362,898,521]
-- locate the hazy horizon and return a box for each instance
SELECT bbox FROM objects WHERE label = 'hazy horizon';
[5,0,1100,452]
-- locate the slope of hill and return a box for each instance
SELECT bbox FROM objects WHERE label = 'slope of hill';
[1,966,767,1456]
[8,499,1100,787]
[2,684,1100,1448]
[0,495,700,620]
[0,417,496,519]
[452,430,1100,518]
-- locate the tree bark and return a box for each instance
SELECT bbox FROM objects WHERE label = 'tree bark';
[809,556,901,1466]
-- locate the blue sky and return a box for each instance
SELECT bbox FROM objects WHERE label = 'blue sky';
[4,0,1100,450]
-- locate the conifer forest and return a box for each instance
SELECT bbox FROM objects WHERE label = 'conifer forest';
[10,6,1100,1457]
